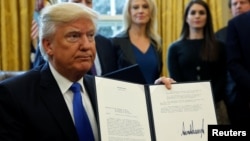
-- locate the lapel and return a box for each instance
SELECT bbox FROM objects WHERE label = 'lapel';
[122,39,136,63]
[84,75,97,118]
[95,35,107,72]
[95,35,105,62]
[117,34,137,64]
[246,12,250,35]
[39,63,78,140]
[116,32,162,73]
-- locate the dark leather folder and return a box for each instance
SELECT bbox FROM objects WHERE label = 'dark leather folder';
[103,64,147,84]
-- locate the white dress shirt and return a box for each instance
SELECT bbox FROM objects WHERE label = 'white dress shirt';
[49,63,99,141]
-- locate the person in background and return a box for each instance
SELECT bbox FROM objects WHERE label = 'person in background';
[215,0,250,43]
[215,0,250,124]
[167,0,227,124]
[33,0,118,76]
[111,0,162,84]
[30,0,46,68]
[226,10,250,125]
[69,0,93,7]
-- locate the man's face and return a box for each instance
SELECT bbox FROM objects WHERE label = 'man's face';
[43,18,96,79]
[68,0,93,8]
[231,0,250,17]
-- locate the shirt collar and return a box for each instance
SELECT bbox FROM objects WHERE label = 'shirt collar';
[48,63,84,94]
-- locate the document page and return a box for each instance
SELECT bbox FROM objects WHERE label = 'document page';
[95,77,152,141]
[149,82,217,141]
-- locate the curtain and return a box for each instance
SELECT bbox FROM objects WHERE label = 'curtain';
[156,0,226,76]
[0,0,35,71]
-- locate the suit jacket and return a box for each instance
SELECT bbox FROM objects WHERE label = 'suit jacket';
[0,63,97,141]
[33,34,117,75]
[93,34,117,75]
[227,11,250,97]
[111,31,162,75]
[215,26,227,43]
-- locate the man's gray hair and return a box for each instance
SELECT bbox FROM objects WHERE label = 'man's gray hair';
[38,2,99,61]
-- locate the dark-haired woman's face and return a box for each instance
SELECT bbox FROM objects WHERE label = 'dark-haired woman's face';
[186,4,207,30]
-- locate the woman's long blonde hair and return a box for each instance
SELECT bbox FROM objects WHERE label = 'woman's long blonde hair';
[122,0,161,50]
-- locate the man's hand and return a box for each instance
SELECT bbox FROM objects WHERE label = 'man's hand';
[154,77,176,89]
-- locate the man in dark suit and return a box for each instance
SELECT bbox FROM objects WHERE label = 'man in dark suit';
[215,0,250,124]
[33,0,118,76]
[0,3,174,140]
[215,0,250,43]
[0,3,99,140]
[226,10,250,125]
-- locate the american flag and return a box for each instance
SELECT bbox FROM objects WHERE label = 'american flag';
[30,0,53,66]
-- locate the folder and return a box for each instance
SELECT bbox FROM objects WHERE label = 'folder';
[94,77,217,141]
[103,64,147,84]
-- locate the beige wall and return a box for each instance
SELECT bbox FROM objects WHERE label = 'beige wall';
[220,0,232,28]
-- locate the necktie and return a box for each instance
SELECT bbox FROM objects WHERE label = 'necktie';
[70,82,95,141]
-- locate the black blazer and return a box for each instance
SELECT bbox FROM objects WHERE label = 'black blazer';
[0,63,97,141]
[111,31,162,75]
[33,34,117,75]
[226,11,250,95]
[94,34,117,75]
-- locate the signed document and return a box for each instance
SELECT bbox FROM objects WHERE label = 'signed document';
[149,82,217,141]
[95,76,217,141]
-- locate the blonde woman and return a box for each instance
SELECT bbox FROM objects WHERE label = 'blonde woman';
[111,0,162,84]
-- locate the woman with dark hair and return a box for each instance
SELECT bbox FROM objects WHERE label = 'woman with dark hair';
[167,0,227,122]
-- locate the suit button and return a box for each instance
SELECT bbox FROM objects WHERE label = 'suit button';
[196,66,200,71]
[197,75,200,80]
